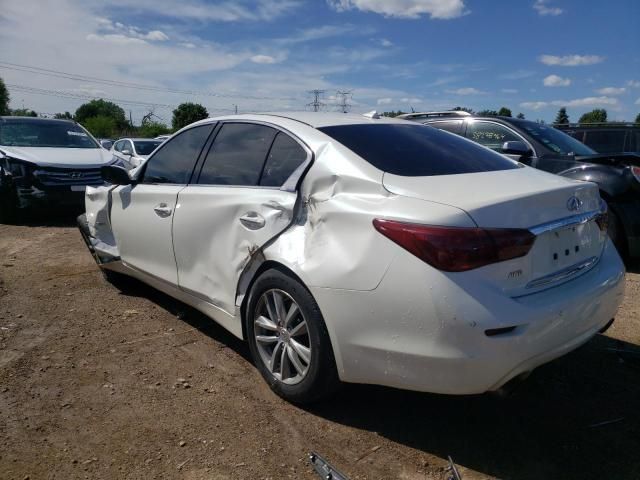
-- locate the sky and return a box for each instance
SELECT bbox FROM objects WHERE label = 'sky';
[0,0,638,124]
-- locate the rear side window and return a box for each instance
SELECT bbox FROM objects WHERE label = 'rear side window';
[425,120,463,135]
[260,133,307,186]
[318,124,519,176]
[465,121,522,153]
[142,125,213,184]
[198,123,277,186]
[583,130,627,154]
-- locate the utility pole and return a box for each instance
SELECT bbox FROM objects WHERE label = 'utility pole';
[306,89,326,112]
[233,104,238,114]
[336,90,352,113]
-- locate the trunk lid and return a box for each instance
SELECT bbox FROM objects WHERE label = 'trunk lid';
[382,167,607,296]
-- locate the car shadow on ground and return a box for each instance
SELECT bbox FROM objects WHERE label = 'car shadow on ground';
[3,207,81,228]
[111,273,640,480]
[308,334,640,480]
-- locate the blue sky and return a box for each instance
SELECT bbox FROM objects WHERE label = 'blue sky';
[1,0,638,123]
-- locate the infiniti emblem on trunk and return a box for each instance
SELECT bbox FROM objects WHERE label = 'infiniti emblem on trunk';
[69,171,84,179]
[566,196,583,212]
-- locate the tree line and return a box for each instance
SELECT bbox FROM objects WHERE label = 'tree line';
[2,77,640,137]
[0,77,208,139]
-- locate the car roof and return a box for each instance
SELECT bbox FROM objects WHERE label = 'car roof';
[0,116,76,125]
[196,112,409,129]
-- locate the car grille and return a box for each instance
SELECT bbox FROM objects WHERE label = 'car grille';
[33,167,104,186]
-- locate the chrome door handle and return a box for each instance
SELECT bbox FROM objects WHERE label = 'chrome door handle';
[239,212,265,229]
[153,203,173,218]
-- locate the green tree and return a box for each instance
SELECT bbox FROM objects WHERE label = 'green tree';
[0,77,9,116]
[139,121,170,138]
[11,108,38,117]
[497,107,512,117]
[82,115,116,138]
[382,110,406,118]
[452,106,474,114]
[477,109,499,117]
[554,107,570,124]
[516,112,525,119]
[578,108,607,124]
[54,111,73,120]
[172,102,208,130]
[75,99,127,129]
[635,113,640,124]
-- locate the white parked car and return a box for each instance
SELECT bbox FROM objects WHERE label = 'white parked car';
[78,113,625,404]
[110,138,163,170]
[0,116,120,221]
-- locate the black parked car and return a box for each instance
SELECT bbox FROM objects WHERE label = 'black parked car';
[555,123,640,155]
[414,113,640,258]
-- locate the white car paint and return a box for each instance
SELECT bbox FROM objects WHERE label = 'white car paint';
[110,138,162,170]
[0,145,112,168]
[83,112,625,396]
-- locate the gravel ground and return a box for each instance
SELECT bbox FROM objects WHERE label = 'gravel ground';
[1,216,639,480]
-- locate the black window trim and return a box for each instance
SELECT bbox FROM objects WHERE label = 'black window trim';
[466,119,537,157]
[136,122,218,186]
[191,120,313,192]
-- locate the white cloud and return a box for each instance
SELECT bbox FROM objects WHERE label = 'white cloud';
[628,80,640,88]
[380,38,393,47]
[533,0,563,16]
[144,30,169,41]
[539,54,604,66]
[636,98,640,105]
[86,33,148,45]
[520,96,619,110]
[327,0,468,19]
[595,87,625,95]
[543,74,571,87]
[102,0,300,22]
[501,88,518,94]
[520,102,548,111]
[250,54,277,64]
[400,97,422,103]
[180,42,197,49]
[377,97,393,105]
[445,87,485,95]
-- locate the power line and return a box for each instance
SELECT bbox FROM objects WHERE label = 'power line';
[306,89,326,112]
[0,60,298,102]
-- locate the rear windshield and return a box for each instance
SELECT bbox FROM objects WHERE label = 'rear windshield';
[318,124,519,176]
[134,140,162,155]
[0,120,98,148]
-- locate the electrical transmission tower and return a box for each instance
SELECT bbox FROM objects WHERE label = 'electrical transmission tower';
[335,90,353,113]
[306,89,326,112]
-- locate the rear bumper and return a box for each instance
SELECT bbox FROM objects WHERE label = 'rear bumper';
[312,239,625,395]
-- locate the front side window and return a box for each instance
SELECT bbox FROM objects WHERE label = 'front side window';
[142,125,213,184]
[198,123,277,186]
[465,121,522,152]
[260,133,307,187]
[0,120,98,148]
[318,123,519,176]
[113,140,123,152]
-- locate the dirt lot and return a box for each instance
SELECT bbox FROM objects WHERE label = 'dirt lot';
[1,215,639,480]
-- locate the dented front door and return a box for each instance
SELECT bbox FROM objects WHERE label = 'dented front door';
[172,186,296,314]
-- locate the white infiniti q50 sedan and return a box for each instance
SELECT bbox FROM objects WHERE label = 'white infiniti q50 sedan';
[78,112,625,404]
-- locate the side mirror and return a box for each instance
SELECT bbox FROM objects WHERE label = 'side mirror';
[101,165,132,185]
[121,149,132,156]
[502,141,531,156]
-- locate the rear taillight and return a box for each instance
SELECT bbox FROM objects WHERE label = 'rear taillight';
[373,219,536,272]
[595,199,609,232]
[632,166,640,184]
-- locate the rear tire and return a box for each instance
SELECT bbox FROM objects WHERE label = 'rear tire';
[246,268,340,404]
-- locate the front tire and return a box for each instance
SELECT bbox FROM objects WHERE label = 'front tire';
[246,268,340,404]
